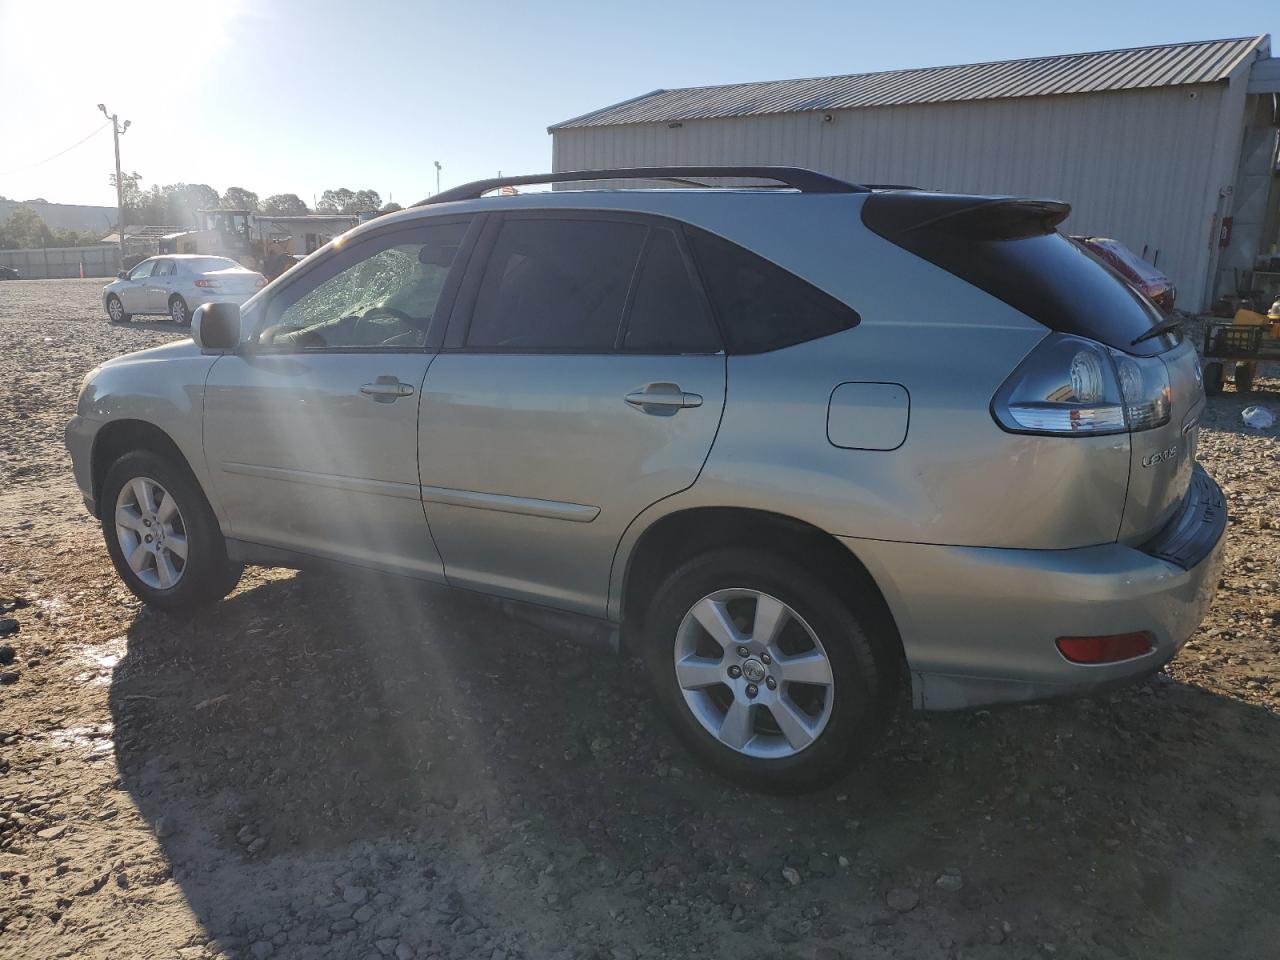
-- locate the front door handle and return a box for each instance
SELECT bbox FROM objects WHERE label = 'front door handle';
[360,375,415,403]
[624,382,703,415]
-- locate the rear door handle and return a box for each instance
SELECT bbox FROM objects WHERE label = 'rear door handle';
[360,375,415,403]
[624,382,703,415]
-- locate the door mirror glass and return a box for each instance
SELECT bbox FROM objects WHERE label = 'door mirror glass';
[116,270,128,279]
[193,302,241,350]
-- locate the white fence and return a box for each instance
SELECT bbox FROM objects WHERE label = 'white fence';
[0,244,121,279]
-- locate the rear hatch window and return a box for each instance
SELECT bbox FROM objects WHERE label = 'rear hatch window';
[862,193,1176,357]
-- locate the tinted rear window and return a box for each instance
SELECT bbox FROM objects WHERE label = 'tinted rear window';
[862,194,1174,356]
[687,227,860,354]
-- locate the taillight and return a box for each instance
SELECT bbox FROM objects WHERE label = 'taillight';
[992,333,1171,436]
[255,276,267,288]
[194,278,219,288]
[1114,352,1171,430]
[1055,632,1153,664]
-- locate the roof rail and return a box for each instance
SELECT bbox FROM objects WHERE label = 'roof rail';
[415,166,868,206]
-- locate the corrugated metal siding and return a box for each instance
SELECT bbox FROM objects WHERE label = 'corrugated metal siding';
[552,84,1233,308]
[552,37,1263,128]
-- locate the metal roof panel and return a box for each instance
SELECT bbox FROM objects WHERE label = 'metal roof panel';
[551,36,1268,129]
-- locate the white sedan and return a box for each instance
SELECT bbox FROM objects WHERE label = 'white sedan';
[103,255,265,325]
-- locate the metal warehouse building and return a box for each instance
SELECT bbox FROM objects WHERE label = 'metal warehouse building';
[550,36,1280,311]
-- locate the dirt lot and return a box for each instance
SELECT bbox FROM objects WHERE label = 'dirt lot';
[1,278,1278,960]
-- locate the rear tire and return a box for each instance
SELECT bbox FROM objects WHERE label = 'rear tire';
[169,295,190,325]
[1203,361,1223,396]
[1234,362,1255,394]
[640,548,896,793]
[100,450,242,614]
[107,294,130,324]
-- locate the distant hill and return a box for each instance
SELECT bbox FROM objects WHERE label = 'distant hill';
[0,199,116,234]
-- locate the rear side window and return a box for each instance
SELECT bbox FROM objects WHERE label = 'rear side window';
[623,229,720,353]
[467,219,646,351]
[687,228,860,354]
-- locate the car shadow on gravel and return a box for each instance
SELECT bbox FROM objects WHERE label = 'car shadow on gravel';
[106,569,1280,959]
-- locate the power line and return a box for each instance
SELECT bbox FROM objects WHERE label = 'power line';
[0,121,112,176]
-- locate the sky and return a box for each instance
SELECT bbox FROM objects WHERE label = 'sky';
[1,0,1277,210]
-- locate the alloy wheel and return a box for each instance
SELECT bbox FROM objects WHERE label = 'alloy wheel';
[673,588,835,759]
[170,299,187,324]
[108,297,123,321]
[114,477,188,589]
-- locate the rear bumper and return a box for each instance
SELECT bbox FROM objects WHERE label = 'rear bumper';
[844,467,1227,710]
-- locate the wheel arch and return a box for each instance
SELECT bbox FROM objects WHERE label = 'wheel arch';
[91,419,196,517]
[617,505,904,665]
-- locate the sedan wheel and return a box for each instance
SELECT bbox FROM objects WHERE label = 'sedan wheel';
[107,295,127,323]
[114,476,189,590]
[675,588,834,759]
[169,297,189,325]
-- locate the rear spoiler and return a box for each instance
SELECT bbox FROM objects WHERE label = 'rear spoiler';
[862,193,1071,242]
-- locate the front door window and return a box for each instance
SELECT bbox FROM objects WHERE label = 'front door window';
[259,221,469,351]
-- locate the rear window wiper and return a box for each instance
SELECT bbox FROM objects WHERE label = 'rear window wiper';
[1131,319,1182,347]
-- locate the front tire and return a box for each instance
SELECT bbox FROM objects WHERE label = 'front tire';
[107,294,130,324]
[169,295,190,325]
[641,548,896,793]
[100,450,241,614]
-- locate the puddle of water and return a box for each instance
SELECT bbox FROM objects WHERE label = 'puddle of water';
[46,724,115,756]
[70,635,128,685]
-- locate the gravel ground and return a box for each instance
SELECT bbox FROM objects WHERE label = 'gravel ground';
[1,279,1279,960]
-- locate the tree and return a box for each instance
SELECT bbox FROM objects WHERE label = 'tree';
[316,187,355,214]
[221,186,260,212]
[167,183,220,225]
[137,184,169,225]
[317,187,382,214]
[109,171,143,225]
[380,202,403,213]
[0,206,53,248]
[260,193,309,216]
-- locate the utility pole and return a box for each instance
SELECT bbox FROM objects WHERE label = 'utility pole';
[434,161,442,196]
[98,104,130,264]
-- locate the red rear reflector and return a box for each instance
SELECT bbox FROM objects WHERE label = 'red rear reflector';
[1055,632,1154,664]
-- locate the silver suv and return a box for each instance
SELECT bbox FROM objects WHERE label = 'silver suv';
[66,167,1226,791]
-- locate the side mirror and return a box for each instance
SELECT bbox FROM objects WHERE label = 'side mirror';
[117,270,128,279]
[192,302,241,350]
